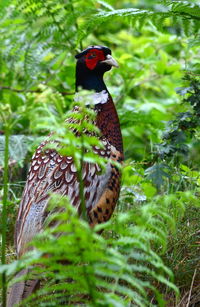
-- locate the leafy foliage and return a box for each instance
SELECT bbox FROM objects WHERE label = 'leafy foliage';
[1,193,182,306]
[90,1,200,37]
[145,76,200,190]
[0,0,200,306]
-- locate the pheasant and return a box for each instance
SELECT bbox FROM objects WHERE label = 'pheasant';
[7,45,123,306]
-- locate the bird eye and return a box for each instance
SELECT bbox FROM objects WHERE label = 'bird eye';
[86,52,97,59]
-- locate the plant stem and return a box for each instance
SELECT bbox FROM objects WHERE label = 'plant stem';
[0,85,74,96]
[1,126,10,307]
[68,0,83,50]
[77,118,87,222]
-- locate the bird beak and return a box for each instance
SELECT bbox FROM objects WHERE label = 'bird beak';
[101,54,119,68]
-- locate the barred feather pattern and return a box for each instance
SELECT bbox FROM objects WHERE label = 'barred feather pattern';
[15,97,123,257]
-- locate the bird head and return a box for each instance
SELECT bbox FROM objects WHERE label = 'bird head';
[75,45,119,73]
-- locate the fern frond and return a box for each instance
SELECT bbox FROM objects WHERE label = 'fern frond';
[4,191,185,306]
[165,1,200,19]
[78,1,200,43]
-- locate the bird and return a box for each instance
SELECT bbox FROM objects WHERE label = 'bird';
[7,45,124,306]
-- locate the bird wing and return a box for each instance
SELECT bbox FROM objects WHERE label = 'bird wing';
[15,135,117,256]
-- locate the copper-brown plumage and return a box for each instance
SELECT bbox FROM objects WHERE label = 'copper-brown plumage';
[7,45,123,306]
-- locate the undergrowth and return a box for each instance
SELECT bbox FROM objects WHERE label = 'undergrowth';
[0,0,200,306]
[0,193,183,306]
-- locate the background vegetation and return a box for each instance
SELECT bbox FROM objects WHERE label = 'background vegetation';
[0,0,200,306]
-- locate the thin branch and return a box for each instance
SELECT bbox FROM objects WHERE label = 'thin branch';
[68,0,83,50]
[60,91,75,96]
[0,85,74,96]
[185,71,200,77]
[186,268,197,307]
[0,86,41,93]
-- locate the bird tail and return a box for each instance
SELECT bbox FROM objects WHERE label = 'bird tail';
[6,268,40,307]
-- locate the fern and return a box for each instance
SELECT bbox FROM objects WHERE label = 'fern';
[165,1,200,19]
[0,0,199,88]
[2,96,195,306]
[0,1,199,305]
[1,192,184,306]
[77,0,200,43]
[0,91,184,306]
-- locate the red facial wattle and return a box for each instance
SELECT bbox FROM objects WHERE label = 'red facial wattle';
[85,49,105,70]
